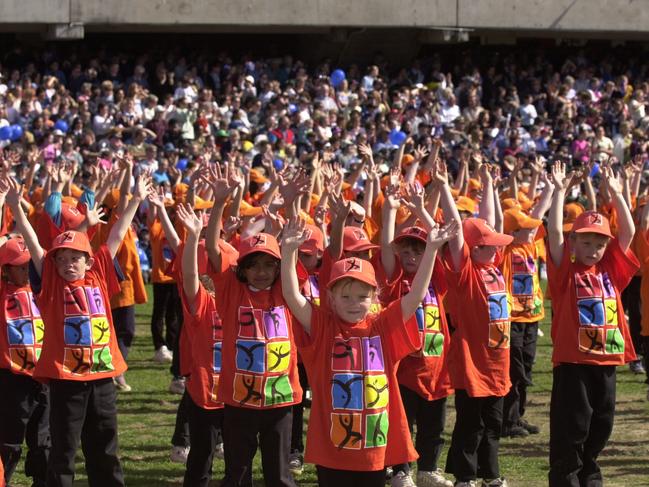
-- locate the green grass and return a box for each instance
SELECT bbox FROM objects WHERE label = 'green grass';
[10,285,649,486]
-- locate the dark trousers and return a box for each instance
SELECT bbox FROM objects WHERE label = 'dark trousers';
[172,390,191,448]
[47,378,124,487]
[0,370,50,486]
[290,363,309,453]
[183,395,224,487]
[446,390,503,482]
[111,305,135,360]
[621,276,642,354]
[549,364,616,487]
[316,465,386,487]
[394,385,447,473]
[221,404,296,487]
[503,322,538,428]
[150,282,182,352]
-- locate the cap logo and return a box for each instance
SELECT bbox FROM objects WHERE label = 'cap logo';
[17,240,27,252]
[408,228,426,238]
[59,231,75,244]
[353,230,367,241]
[303,229,313,240]
[344,258,362,273]
[251,234,267,247]
[483,221,496,232]
[587,213,603,226]
[67,207,80,216]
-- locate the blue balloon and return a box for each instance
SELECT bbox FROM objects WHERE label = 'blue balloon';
[389,129,407,146]
[0,126,11,141]
[176,158,188,171]
[54,119,69,133]
[590,162,600,178]
[273,158,284,171]
[331,69,346,88]
[10,125,23,141]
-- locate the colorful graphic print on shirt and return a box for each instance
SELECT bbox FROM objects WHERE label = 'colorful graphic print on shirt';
[510,252,543,318]
[5,291,44,374]
[480,267,511,349]
[412,284,444,358]
[574,271,624,355]
[232,305,294,407]
[62,285,113,375]
[329,335,389,450]
[211,310,224,404]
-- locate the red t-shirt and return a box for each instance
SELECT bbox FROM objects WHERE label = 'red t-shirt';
[293,300,420,471]
[33,245,126,381]
[442,244,511,397]
[547,239,639,366]
[210,265,302,409]
[377,257,452,401]
[500,243,545,323]
[0,282,44,376]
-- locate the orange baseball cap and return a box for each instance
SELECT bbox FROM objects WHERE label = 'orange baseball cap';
[249,169,269,184]
[463,218,513,247]
[343,226,379,252]
[194,196,214,210]
[327,257,377,289]
[299,224,324,255]
[0,237,31,266]
[50,230,93,256]
[571,211,613,238]
[61,203,85,229]
[563,202,585,232]
[456,196,477,214]
[237,232,281,263]
[500,198,520,211]
[503,208,542,235]
[394,226,428,245]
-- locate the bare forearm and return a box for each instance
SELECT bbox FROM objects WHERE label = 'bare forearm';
[610,190,635,251]
[182,233,200,306]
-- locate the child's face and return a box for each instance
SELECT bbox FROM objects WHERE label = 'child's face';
[512,227,536,245]
[242,253,280,290]
[330,279,375,324]
[298,251,321,273]
[470,245,498,265]
[4,263,29,287]
[571,233,610,266]
[395,239,426,275]
[54,249,93,282]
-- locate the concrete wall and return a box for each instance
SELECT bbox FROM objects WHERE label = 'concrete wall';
[2,0,649,36]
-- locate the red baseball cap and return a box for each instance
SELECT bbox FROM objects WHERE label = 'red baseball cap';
[299,224,324,255]
[343,226,379,252]
[394,226,428,245]
[0,237,31,266]
[571,211,613,238]
[50,230,94,256]
[327,257,378,289]
[61,203,85,230]
[237,233,281,263]
[463,218,513,247]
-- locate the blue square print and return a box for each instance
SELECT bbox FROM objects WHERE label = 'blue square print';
[488,293,509,321]
[512,274,533,295]
[578,299,605,326]
[7,319,34,345]
[64,316,92,346]
[235,340,265,373]
[415,306,425,331]
[331,373,364,410]
[213,341,222,373]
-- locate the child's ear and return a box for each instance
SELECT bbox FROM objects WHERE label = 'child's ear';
[86,257,95,269]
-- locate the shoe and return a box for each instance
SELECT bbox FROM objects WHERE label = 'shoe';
[170,445,189,464]
[481,478,508,487]
[391,471,416,487]
[630,360,646,375]
[215,442,224,460]
[169,377,186,395]
[113,376,132,393]
[518,418,539,435]
[454,482,477,487]
[502,425,529,438]
[417,469,453,487]
[288,450,304,476]
[386,467,394,480]
[537,327,544,337]
[154,345,173,363]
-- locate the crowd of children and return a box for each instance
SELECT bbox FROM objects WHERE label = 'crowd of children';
[0,135,646,487]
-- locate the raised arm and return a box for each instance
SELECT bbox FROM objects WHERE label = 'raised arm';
[434,160,464,270]
[177,203,203,312]
[379,181,401,280]
[327,193,351,260]
[604,167,635,252]
[106,175,151,259]
[548,162,569,266]
[478,163,495,226]
[203,163,237,271]
[280,217,313,333]
[114,153,134,216]
[530,171,555,220]
[147,188,181,252]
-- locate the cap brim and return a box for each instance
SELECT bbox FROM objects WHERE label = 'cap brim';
[393,234,427,245]
[344,242,379,252]
[482,233,514,246]
[573,227,613,238]
[518,217,543,230]
[0,254,31,267]
[327,272,378,289]
[237,247,281,264]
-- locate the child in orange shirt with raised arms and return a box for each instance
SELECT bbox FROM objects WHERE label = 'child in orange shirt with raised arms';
[546,162,638,486]
[280,214,457,487]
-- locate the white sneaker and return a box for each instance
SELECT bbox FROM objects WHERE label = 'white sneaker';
[288,450,304,476]
[454,482,477,487]
[481,479,508,487]
[391,471,417,487]
[417,469,453,487]
[215,442,224,460]
[169,377,186,395]
[537,327,544,337]
[154,345,173,363]
[170,445,189,464]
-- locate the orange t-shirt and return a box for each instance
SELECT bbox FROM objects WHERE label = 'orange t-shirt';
[33,245,127,381]
[634,230,649,337]
[377,258,452,401]
[442,244,511,397]
[210,265,302,409]
[149,220,176,284]
[293,299,420,471]
[180,283,224,410]
[501,243,545,323]
[547,239,639,366]
[0,282,44,376]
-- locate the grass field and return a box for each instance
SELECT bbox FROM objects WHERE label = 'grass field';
[10,285,649,486]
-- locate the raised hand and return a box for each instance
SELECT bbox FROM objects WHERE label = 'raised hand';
[603,166,623,195]
[223,216,242,236]
[400,183,424,212]
[176,203,203,237]
[133,175,153,201]
[281,216,309,250]
[413,145,429,163]
[85,203,107,227]
[4,175,23,209]
[551,161,569,190]
[202,163,237,202]
[328,192,351,223]
[427,220,460,249]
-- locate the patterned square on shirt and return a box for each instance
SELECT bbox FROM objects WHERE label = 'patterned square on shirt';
[605,329,624,354]
[362,336,385,372]
[63,316,92,346]
[331,337,362,372]
[86,287,106,316]
[603,299,618,326]
[578,327,605,354]
[9,347,36,373]
[263,306,289,339]
[63,347,92,375]
[233,373,263,407]
[91,346,114,373]
[574,273,603,299]
[237,307,264,339]
[481,268,506,293]
[364,411,389,448]
[264,374,293,406]
[235,340,266,373]
[364,374,389,409]
[64,287,90,316]
[5,291,31,319]
[423,332,444,357]
[512,273,534,296]
[487,293,509,321]
[266,341,291,373]
[33,319,44,344]
[7,319,34,345]
[213,341,222,373]
[577,299,605,326]
[331,373,364,411]
[488,322,511,349]
[330,412,363,450]
[91,317,111,345]
[424,305,441,331]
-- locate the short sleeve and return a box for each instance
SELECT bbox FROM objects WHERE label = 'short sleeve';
[92,245,120,296]
[442,242,472,287]
[374,299,421,363]
[601,239,640,291]
[181,284,210,329]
